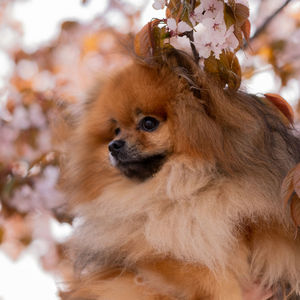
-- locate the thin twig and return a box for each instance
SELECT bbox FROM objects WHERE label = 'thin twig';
[185,0,198,63]
[247,0,293,46]
[190,0,196,10]
[186,30,200,64]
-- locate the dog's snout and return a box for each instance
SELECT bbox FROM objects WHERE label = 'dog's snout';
[108,140,125,155]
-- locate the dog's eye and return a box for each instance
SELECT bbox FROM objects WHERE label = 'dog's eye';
[114,128,120,135]
[139,116,159,132]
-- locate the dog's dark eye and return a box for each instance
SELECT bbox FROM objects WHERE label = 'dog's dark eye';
[139,116,159,132]
[114,128,120,135]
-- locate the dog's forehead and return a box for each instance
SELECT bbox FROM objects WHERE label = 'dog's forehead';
[103,64,174,120]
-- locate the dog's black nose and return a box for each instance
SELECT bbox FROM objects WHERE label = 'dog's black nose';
[108,140,125,155]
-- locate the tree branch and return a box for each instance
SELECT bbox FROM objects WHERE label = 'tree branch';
[186,30,200,64]
[247,0,293,46]
[185,0,198,64]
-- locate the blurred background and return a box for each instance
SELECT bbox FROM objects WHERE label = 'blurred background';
[0,0,299,299]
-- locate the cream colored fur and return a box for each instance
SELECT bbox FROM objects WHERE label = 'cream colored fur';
[61,52,300,299]
[71,155,300,295]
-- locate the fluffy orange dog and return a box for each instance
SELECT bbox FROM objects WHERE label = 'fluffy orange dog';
[61,49,300,299]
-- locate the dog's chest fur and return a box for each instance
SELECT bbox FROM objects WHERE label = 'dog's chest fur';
[72,156,286,273]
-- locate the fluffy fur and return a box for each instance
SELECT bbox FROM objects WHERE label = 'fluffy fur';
[61,50,300,299]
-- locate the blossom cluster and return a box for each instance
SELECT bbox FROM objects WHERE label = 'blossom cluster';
[0,13,128,271]
[153,0,249,59]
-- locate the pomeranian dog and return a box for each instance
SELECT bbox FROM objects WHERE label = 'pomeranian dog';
[60,49,300,300]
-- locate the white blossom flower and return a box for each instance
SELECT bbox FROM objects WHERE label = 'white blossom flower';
[0,127,17,159]
[197,43,213,59]
[37,129,52,152]
[193,14,238,59]
[35,166,64,209]
[12,105,31,130]
[29,103,46,128]
[12,161,29,177]
[32,70,55,92]
[170,35,192,51]
[201,12,227,42]
[152,0,165,10]
[224,25,239,50]
[167,18,177,31]
[177,21,193,33]
[10,185,37,213]
[193,23,214,58]
[16,59,38,80]
[193,0,224,22]
[167,18,193,35]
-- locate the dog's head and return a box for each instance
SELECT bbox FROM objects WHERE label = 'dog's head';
[64,50,300,204]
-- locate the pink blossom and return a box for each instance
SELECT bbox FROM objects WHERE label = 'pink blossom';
[10,185,37,213]
[12,160,29,177]
[11,166,64,213]
[16,59,39,80]
[37,129,52,152]
[152,0,165,10]
[167,18,177,31]
[11,105,31,130]
[193,23,214,58]
[32,70,56,92]
[194,13,227,59]
[224,25,239,50]
[167,18,192,35]
[0,127,17,160]
[193,0,224,22]
[35,166,64,209]
[193,14,238,59]
[29,103,47,128]
[177,21,193,33]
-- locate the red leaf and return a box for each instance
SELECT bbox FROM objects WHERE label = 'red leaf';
[241,19,251,42]
[264,93,294,124]
[134,20,161,58]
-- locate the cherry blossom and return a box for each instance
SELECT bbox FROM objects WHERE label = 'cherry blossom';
[29,103,47,128]
[11,161,29,177]
[167,18,193,35]
[193,23,214,59]
[11,105,31,130]
[164,0,240,59]
[193,12,238,59]
[10,166,64,213]
[193,0,224,22]
[152,0,165,10]
[10,185,36,213]
[224,25,239,50]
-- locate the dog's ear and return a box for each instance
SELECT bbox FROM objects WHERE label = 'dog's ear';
[133,44,203,100]
[161,48,204,100]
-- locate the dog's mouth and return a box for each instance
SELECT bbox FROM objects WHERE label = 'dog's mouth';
[109,152,166,181]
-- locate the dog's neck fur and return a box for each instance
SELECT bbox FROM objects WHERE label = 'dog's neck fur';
[70,155,289,275]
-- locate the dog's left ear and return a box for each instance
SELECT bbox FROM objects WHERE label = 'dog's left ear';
[161,48,203,100]
[133,24,203,99]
